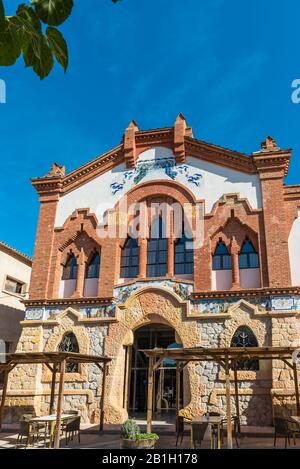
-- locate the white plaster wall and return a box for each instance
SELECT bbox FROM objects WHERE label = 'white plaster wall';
[212,270,232,291]
[59,279,76,298]
[0,249,31,310]
[55,146,262,228]
[288,208,300,286]
[83,278,98,297]
[239,268,261,289]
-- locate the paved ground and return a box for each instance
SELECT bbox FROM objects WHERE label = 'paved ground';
[1,421,300,450]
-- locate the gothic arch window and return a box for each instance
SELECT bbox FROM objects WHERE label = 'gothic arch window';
[147,217,167,277]
[120,237,139,279]
[239,239,259,269]
[212,240,231,270]
[58,332,79,373]
[174,234,194,275]
[86,252,101,279]
[62,254,78,280]
[230,326,259,371]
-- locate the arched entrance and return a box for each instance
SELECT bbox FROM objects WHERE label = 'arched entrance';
[126,323,183,418]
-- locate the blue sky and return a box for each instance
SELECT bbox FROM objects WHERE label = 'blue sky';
[1,0,300,256]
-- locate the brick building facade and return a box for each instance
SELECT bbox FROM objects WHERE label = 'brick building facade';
[5,115,300,425]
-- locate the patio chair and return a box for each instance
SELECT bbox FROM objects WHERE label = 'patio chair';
[274,418,294,448]
[286,418,300,445]
[175,416,185,447]
[220,416,240,448]
[64,416,81,446]
[191,422,208,449]
[16,420,45,448]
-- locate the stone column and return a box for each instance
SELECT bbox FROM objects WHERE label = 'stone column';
[167,237,174,277]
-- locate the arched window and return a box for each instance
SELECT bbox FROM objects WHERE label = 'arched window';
[86,253,100,279]
[62,254,78,280]
[212,241,231,270]
[120,237,139,278]
[230,326,259,371]
[58,332,79,373]
[147,217,167,277]
[239,239,259,269]
[174,234,194,275]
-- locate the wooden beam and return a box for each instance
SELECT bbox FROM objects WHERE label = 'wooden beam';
[233,363,241,433]
[225,355,233,449]
[45,363,54,373]
[0,370,9,431]
[176,362,181,418]
[147,356,154,433]
[99,362,108,433]
[54,360,66,449]
[293,363,300,416]
[49,364,57,415]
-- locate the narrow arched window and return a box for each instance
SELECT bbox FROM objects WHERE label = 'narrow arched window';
[62,254,78,280]
[120,237,139,278]
[147,217,167,277]
[174,234,194,275]
[58,332,79,373]
[86,253,100,279]
[239,239,259,269]
[230,326,259,371]
[212,241,231,270]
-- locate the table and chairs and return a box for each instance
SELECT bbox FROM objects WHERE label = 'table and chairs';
[16,413,81,448]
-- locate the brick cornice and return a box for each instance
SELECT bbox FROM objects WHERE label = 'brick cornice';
[192,286,300,300]
[252,149,291,177]
[23,297,114,308]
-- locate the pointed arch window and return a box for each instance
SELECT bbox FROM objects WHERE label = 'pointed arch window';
[174,234,194,275]
[239,239,259,269]
[86,253,101,279]
[58,332,79,373]
[62,254,78,280]
[230,326,259,371]
[120,237,139,279]
[147,217,167,277]
[212,241,231,270]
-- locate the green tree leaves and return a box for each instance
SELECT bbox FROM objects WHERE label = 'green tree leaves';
[0,1,121,79]
[0,1,70,79]
[31,0,73,26]
[46,26,68,71]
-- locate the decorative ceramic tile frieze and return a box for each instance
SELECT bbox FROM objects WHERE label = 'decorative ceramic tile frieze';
[110,158,203,195]
[114,279,194,304]
[271,297,295,311]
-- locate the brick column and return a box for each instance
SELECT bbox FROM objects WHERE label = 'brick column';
[194,238,211,291]
[138,238,147,279]
[231,237,240,289]
[167,237,174,277]
[98,239,118,297]
[29,187,60,300]
[253,143,292,288]
[74,248,85,298]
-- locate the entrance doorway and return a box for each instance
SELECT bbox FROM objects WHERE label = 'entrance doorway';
[124,324,182,417]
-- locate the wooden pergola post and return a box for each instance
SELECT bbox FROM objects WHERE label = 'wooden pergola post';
[233,362,241,433]
[147,356,154,433]
[0,370,9,432]
[225,355,233,449]
[54,359,66,449]
[293,363,300,416]
[176,362,180,418]
[99,362,107,433]
[49,364,57,415]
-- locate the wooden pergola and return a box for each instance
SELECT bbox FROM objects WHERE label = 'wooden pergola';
[0,352,111,448]
[142,346,300,449]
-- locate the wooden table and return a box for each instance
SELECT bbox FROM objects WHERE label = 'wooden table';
[291,416,300,425]
[29,414,75,448]
[191,416,223,449]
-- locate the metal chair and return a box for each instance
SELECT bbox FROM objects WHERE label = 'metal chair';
[220,416,240,448]
[175,416,185,447]
[274,417,294,448]
[64,416,81,446]
[191,422,208,449]
[15,420,43,448]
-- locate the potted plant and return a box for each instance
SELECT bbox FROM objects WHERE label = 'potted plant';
[121,419,159,449]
